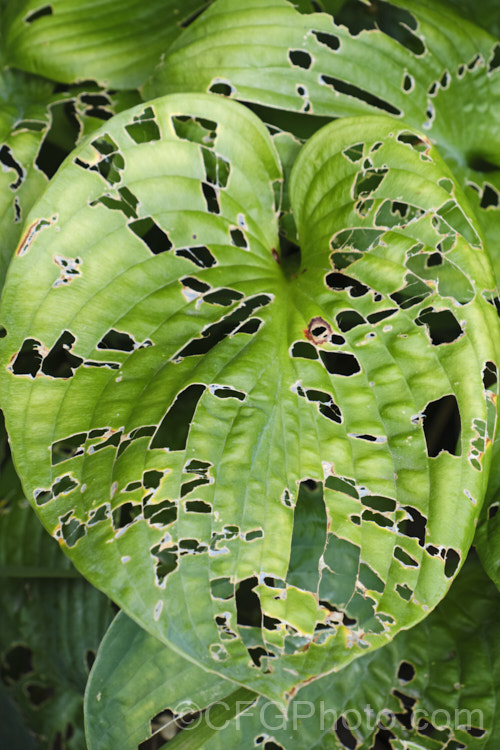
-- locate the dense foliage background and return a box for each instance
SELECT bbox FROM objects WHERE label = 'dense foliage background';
[1,1,500,748]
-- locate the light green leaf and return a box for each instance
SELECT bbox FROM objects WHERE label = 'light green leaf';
[1,94,498,708]
[2,0,211,89]
[86,553,500,750]
[145,0,500,277]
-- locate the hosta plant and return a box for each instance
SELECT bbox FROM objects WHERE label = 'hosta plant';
[1,1,500,749]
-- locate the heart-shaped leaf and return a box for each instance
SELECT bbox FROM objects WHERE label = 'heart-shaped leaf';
[145,0,500,278]
[1,93,498,707]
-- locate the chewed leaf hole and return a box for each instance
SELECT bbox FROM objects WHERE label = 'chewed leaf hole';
[319,75,401,116]
[397,661,416,682]
[129,217,173,255]
[444,548,460,578]
[288,49,313,69]
[25,4,53,23]
[150,384,205,451]
[422,395,461,457]
[236,577,262,628]
[334,715,358,750]
[415,308,464,345]
[319,350,361,376]
[177,245,216,268]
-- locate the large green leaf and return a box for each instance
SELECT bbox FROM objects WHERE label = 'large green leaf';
[145,0,500,277]
[86,553,500,749]
[2,0,211,89]
[0,93,498,707]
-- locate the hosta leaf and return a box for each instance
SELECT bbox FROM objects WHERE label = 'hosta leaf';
[2,0,211,89]
[85,611,242,750]
[0,94,498,708]
[85,554,500,750]
[145,0,500,277]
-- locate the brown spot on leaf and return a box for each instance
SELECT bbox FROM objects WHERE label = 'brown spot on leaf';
[304,317,332,345]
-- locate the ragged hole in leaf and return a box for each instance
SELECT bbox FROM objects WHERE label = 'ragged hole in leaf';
[415,308,464,345]
[202,148,230,188]
[288,49,313,69]
[125,106,161,144]
[51,432,86,465]
[397,506,427,547]
[91,186,138,218]
[151,545,178,584]
[79,93,113,121]
[208,80,235,97]
[325,476,359,498]
[210,577,234,600]
[229,228,248,248]
[26,684,55,707]
[42,331,83,379]
[336,0,424,55]
[144,500,177,527]
[176,295,272,358]
[236,577,262,628]
[319,350,361,376]
[171,115,217,148]
[353,167,388,199]
[210,385,246,401]
[334,715,358,750]
[311,29,340,50]
[287,480,327,592]
[150,384,205,451]
[482,360,498,391]
[480,184,499,209]
[1,645,34,682]
[397,660,416,683]
[98,329,135,352]
[395,583,413,601]
[0,145,24,190]
[423,395,461,458]
[325,271,369,297]
[392,688,417,730]
[185,500,212,513]
[375,199,424,228]
[444,548,460,578]
[336,310,366,332]
[319,75,402,116]
[202,182,220,214]
[488,43,500,73]
[10,338,43,377]
[204,288,243,306]
[290,341,319,359]
[24,4,53,22]
[390,273,431,309]
[112,502,141,530]
[59,511,86,547]
[177,245,216,269]
[393,546,418,568]
[129,217,173,255]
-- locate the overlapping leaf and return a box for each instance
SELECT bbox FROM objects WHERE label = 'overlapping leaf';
[85,554,500,749]
[145,0,500,277]
[2,0,211,89]
[0,93,498,708]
